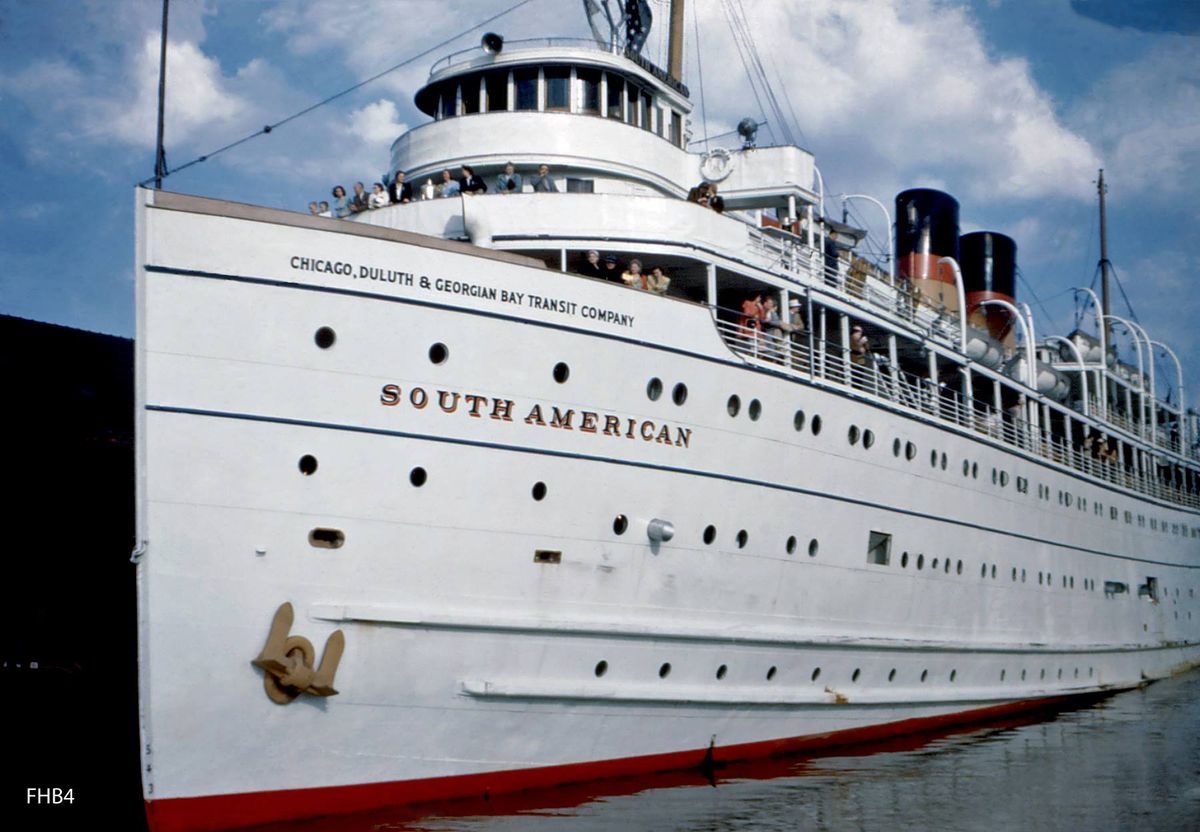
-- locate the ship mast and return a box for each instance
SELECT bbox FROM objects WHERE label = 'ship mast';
[153,0,170,189]
[1097,168,1111,346]
[668,0,686,82]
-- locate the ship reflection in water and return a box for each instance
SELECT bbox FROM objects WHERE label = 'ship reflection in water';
[256,671,1200,832]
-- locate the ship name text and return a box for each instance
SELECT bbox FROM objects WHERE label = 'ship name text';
[380,384,692,449]
[289,256,634,328]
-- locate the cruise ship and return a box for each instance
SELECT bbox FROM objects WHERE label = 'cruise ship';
[134,3,1200,829]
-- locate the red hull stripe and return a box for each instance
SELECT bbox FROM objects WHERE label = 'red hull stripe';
[145,694,1081,832]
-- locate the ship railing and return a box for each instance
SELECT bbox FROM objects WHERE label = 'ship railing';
[713,312,1200,509]
[749,232,961,346]
[430,37,612,74]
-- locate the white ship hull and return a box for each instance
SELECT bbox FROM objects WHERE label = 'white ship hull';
[135,192,1200,831]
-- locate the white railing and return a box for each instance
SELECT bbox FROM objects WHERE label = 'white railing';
[713,316,1200,511]
[430,38,613,74]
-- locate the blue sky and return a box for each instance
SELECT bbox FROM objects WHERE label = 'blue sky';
[1,0,1197,403]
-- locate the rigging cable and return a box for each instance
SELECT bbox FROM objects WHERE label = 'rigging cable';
[731,0,798,145]
[718,0,774,144]
[691,0,710,152]
[139,0,540,187]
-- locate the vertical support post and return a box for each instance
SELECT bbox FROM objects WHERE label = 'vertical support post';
[840,314,851,385]
[668,0,687,82]
[705,262,717,307]
[560,249,567,273]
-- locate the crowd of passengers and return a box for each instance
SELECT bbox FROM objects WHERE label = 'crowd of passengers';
[306,162,562,217]
[576,250,670,294]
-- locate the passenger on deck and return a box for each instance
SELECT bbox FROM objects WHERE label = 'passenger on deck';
[762,297,786,357]
[823,228,841,282]
[331,186,351,218]
[647,266,671,295]
[349,182,370,214]
[621,258,646,289]
[603,254,622,280]
[788,298,806,341]
[436,170,460,198]
[850,324,870,366]
[369,182,390,209]
[530,164,558,193]
[459,165,488,195]
[687,182,712,203]
[579,250,605,280]
[318,201,331,218]
[739,293,765,344]
[495,162,523,194]
[389,170,413,204]
[308,201,319,215]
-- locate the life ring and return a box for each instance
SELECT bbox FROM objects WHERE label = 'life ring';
[700,148,734,182]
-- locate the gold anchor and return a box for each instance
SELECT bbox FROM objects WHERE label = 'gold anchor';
[251,602,345,704]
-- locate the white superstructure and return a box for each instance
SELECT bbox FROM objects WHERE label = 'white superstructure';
[135,26,1200,832]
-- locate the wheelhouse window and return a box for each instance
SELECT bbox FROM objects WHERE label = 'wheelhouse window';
[671,110,683,146]
[484,70,508,112]
[514,68,538,111]
[461,75,481,115]
[579,68,601,114]
[545,66,571,112]
[626,82,641,124]
[606,73,623,119]
[641,91,653,131]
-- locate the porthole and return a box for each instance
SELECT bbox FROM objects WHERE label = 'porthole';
[1074,668,1079,678]
[647,377,663,401]
[672,382,688,405]
[950,669,957,682]
[894,439,903,458]
[308,528,344,549]
[298,455,318,475]
[810,667,821,682]
[905,441,916,461]
[314,326,337,349]
[808,538,819,557]
[932,557,940,570]
[944,558,951,574]
[1021,669,1027,681]
[793,409,806,431]
[1057,668,1063,680]
[1012,567,1017,581]
[991,565,997,579]
[1021,568,1026,582]
[552,362,570,383]
[851,668,861,682]
[863,430,875,449]
[930,450,938,467]
[531,481,547,501]
[941,453,947,469]
[428,341,448,364]
[766,666,777,681]
[786,535,798,555]
[981,563,987,578]
[920,669,929,682]
[917,554,925,570]
[1089,667,1094,677]
[1001,669,1007,681]
[409,466,427,487]
[992,467,998,485]
[1040,669,1046,680]
[1000,471,1009,487]
[972,462,979,479]
[703,525,716,545]
[956,560,963,575]
[659,662,672,679]
[811,415,823,435]
[962,459,970,476]
[727,394,740,416]
[748,399,762,421]
[716,664,727,680]
[594,660,608,677]
[901,551,909,568]
[613,514,628,535]
[736,529,749,549]
[888,668,897,682]
[848,425,860,445]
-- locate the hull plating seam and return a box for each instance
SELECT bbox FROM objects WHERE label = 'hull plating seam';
[144,403,1198,570]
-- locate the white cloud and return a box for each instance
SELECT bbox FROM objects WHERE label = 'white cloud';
[1071,39,1200,198]
[685,0,1100,204]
